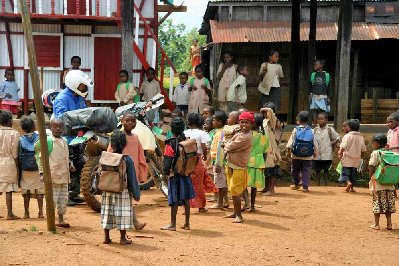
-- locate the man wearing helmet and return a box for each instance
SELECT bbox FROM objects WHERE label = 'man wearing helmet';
[53,70,93,118]
[53,70,94,206]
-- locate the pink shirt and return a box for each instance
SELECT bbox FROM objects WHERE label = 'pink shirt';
[387,126,399,153]
[339,131,367,168]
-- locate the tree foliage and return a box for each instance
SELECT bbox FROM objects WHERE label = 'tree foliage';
[158,19,206,74]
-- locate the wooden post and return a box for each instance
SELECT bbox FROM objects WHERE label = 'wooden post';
[121,0,134,83]
[372,88,378,123]
[334,0,353,131]
[350,49,359,118]
[18,0,56,233]
[308,0,317,75]
[288,0,301,123]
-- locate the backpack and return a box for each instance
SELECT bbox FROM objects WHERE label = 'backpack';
[311,71,330,86]
[97,152,127,193]
[20,134,39,171]
[175,138,199,176]
[190,77,210,88]
[292,126,315,157]
[374,150,399,185]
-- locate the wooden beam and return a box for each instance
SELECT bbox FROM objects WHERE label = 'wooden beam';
[158,11,172,25]
[157,4,187,13]
[308,0,317,75]
[288,0,301,123]
[18,0,56,233]
[334,0,353,131]
[350,49,359,118]
[139,0,145,11]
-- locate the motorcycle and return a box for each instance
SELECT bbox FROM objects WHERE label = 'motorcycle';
[62,94,168,212]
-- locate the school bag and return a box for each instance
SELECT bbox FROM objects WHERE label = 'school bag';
[189,77,210,88]
[175,138,199,176]
[374,150,399,185]
[20,134,39,171]
[311,71,330,86]
[97,152,127,193]
[292,126,315,158]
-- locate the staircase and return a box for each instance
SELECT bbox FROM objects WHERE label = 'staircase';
[131,2,176,111]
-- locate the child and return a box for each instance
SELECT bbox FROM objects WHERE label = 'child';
[224,111,241,141]
[19,117,44,219]
[188,64,212,114]
[0,69,20,102]
[63,56,81,88]
[338,119,367,192]
[114,70,138,106]
[102,131,141,245]
[313,112,340,186]
[209,111,229,209]
[173,72,190,117]
[184,113,217,212]
[258,51,284,109]
[217,52,237,111]
[309,60,331,126]
[161,118,196,231]
[287,111,318,192]
[204,116,216,177]
[244,113,269,212]
[140,67,161,125]
[226,65,249,112]
[386,112,399,152]
[108,112,147,230]
[190,39,201,76]
[36,118,71,227]
[369,134,396,230]
[0,110,20,220]
[166,109,183,139]
[202,106,215,120]
[260,102,283,195]
[224,112,253,223]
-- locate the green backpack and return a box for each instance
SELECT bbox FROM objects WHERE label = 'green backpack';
[311,71,330,86]
[190,77,210,87]
[374,150,399,185]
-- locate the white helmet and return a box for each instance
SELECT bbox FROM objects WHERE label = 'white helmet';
[65,70,94,97]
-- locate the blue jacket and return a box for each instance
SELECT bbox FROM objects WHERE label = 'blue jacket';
[53,88,87,118]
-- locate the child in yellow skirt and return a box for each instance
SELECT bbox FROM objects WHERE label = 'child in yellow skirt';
[243,113,269,212]
[224,112,253,223]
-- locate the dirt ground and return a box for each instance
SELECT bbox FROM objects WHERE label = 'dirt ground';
[1,185,399,266]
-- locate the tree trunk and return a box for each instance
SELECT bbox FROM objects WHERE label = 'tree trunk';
[121,0,134,81]
[334,0,353,130]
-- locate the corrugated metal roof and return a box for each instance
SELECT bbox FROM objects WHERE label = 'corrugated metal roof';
[209,20,399,43]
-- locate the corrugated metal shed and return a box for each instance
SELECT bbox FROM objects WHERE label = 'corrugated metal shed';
[209,20,399,43]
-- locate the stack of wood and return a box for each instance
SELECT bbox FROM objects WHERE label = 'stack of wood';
[361,99,399,123]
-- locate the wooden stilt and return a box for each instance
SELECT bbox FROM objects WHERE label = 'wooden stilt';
[121,0,134,84]
[350,49,359,118]
[334,0,353,131]
[308,0,317,75]
[18,0,56,233]
[288,0,301,123]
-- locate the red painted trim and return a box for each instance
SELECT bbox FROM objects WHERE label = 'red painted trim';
[76,0,80,15]
[96,0,100,16]
[116,0,121,17]
[1,0,6,14]
[32,0,36,13]
[51,0,55,15]
[0,66,24,69]
[24,69,29,115]
[63,33,92,37]
[5,22,14,68]
[139,0,145,11]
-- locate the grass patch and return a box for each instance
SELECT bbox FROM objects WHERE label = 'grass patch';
[30,225,37,232]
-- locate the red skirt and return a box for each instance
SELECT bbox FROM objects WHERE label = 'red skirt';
[190,160,218,209]
[191,55,201,69]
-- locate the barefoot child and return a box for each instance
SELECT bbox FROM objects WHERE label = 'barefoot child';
[338,119,367,192]
[0,110,20,219]
[184,113,217,212]
[224,112,253,223]
[101,131,141,245]
[114,70,138,106]
[243,113,269,212]
[173,72,190,117]
[368,134,396,230]
[313,112,340,186]
[19,117,44,219]
[209,111,229,209]
[260,103,282,195]
[36,118,72,227]
[287,111,318,192]
[108,112,147,230]
[161,118,195,231]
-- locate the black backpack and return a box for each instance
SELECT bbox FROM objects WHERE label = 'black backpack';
[20,134,39,171]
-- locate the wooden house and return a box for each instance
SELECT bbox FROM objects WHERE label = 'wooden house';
[0,0,180,113]
[200,0,399,123]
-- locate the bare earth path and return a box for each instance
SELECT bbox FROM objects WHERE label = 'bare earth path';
[1,186,399,265]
